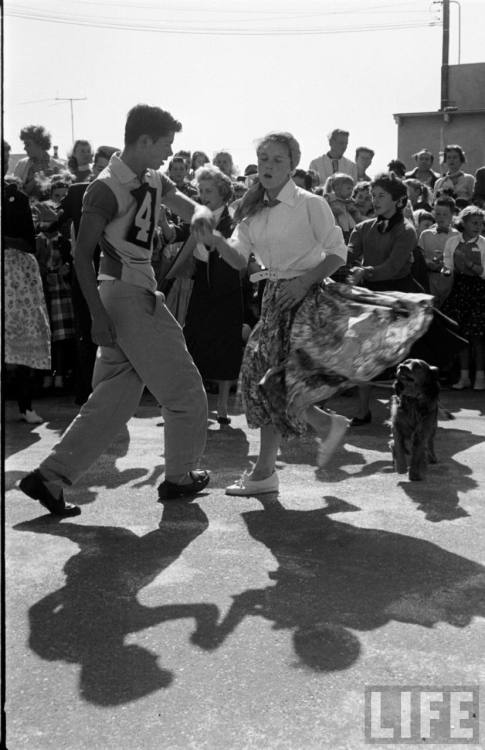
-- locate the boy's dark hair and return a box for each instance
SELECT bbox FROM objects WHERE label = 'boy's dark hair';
[191,150,209,170]
[435,186,456,201]
[124,104,182,146]
[355,146,375,159]
[416,210,434,224]
[167,156,187,171]
[174,149,190,161]
[19,125,52,151]
[244,164,258,176]
[434,196,456,212]
[371,172,408,203]
[94,145,119,163]
[387,159,407,178]
[328,128,349,140]
[293,168,313,191]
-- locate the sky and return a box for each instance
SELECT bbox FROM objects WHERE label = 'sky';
[3,0,484,175]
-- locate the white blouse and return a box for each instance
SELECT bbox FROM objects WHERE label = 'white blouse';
[443,233,485,279]
[228,179,347,274]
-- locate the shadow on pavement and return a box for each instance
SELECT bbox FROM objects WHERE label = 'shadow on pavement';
[6,423,154,505]
[203,426,251,488]
[440,392,485,418]
[191,497,485,671]
[12,496,485,705]
[14,503,219,706]
[280,421,483,524]
[395,427,483,522]
[4,420,43,462]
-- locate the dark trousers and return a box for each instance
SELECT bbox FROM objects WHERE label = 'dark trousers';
[71,270,97,404]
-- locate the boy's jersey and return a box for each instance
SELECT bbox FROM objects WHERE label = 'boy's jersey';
[82,153,176,291]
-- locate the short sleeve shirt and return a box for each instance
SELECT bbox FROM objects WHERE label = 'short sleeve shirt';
[82,153,176,291]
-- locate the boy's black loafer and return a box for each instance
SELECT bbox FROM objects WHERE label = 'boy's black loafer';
[158,470,210,501]
[18,470,81,517]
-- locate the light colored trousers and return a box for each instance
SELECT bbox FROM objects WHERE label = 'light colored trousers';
[40,280,208,486]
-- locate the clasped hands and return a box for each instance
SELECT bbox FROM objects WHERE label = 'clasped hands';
[191,207,216,247]
[191,206,311,309]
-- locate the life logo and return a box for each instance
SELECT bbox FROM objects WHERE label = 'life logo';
[364,685,480,744]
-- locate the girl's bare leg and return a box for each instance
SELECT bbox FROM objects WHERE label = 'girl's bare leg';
[250,423,281,480]
[216,380,231,419]
[305,405,349,468]
[353,385,372,420]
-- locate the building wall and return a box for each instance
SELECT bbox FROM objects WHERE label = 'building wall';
[448,63,485,110]
[395,61,485,175]
[397,112,485,175]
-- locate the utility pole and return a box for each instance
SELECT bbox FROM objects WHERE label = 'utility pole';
[450,0,462,64]
[440,0,450,110]
[54,97,87,142]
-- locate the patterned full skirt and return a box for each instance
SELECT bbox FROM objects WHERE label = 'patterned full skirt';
[240,280,434,436]
[4,248,51,369]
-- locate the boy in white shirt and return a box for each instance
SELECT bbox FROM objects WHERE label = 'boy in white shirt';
[419,197,458,308]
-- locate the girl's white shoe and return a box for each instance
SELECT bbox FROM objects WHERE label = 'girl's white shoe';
[316,414,350,468]
[225,471,279,496]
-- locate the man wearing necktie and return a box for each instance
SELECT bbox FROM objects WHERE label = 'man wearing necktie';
[309,128,357,186]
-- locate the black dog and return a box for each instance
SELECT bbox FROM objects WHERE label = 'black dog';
[390,359,439,481]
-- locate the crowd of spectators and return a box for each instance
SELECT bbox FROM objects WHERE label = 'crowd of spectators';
[3,122,485,424]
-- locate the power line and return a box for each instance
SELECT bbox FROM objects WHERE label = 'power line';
[71,0,432,17]
[5,7,439,36]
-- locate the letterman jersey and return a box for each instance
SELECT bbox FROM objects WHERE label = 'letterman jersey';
[82,153,176,292]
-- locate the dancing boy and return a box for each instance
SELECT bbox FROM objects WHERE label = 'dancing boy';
[20,104,212,516]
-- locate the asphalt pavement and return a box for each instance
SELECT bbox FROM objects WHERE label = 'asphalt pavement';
[4,386,485,750]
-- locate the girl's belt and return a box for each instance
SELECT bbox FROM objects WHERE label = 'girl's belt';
[249,269,306,283]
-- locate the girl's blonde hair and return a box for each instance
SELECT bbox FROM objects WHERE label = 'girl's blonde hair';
[234,131,301,222]
[324,172,354,195]
[456,205,485,232]
[195,163,234,203]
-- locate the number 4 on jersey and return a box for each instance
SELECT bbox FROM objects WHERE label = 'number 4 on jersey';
[127,184,157,249]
